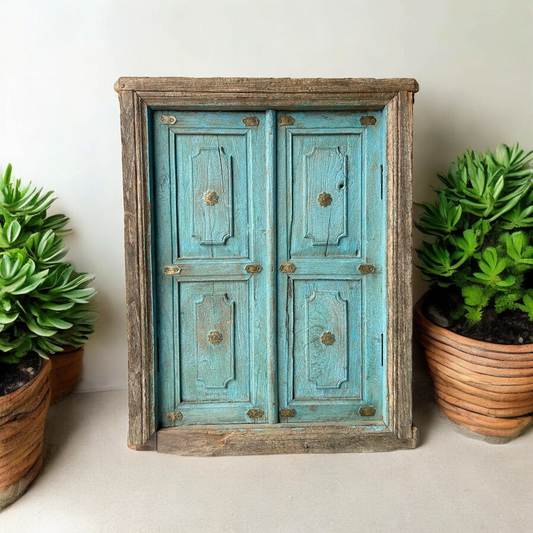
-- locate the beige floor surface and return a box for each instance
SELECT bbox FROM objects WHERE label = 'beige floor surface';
[1,383,532,533]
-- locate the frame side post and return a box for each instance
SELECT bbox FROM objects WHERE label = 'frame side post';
[386,91,415,439]
[120,91,156,449]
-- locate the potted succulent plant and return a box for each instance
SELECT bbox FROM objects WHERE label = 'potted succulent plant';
[0,164,97,508]
[414,143,533,441]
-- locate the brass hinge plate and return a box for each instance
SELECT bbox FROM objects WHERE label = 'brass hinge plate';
[359,116,376,126]
[279,263,296,273]
[242,116,259,126]
[359,406,376,417]
[246,408,264,419]
[280,408,296,418]
[245,264,263,273]
[358,264,376,275]
[278,116,295,126]
[166,412,183,423]
[164,266,182,275]
[160,114,177,125]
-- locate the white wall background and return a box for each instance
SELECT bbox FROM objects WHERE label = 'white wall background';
[0,0,532,392]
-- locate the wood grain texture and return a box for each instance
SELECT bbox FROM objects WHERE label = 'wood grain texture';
[115,77,419,94]
[385,92,414,440]
[135,92,395,110]
[120,91,156,448]
[157,424,418,456]
[115,76,418,110]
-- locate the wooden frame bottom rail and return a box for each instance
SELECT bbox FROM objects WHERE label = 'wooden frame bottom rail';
[146,424,419,456]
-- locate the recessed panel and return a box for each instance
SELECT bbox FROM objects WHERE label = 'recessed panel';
[292,280,362,401]
[194,292,235,388]
[190,147,233,245]
[173,130,250,260]
[304,147,347,246]
[289,129,363,258]
[180,282,250,403]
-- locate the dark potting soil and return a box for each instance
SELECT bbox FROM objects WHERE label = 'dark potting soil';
[423,289,533,345]
[0,356,42,397]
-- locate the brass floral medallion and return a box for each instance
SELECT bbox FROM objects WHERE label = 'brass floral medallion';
[203,190,219,206]
[317,192,332,207]
[320,331,335,346]
[207,330,223,345]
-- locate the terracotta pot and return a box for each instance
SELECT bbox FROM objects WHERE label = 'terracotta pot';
[49,346,84,404]
[0,358,51,510]
[414,295,533,440]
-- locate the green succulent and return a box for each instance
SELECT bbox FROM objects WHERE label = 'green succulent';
[415,143,533,325]
[0,164,98,364]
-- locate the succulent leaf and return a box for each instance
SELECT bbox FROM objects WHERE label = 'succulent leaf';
[0,165,98,364]
[415,143,533,324]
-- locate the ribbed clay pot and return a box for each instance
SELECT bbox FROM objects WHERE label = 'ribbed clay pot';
[49,346,84,404]
[414,295,533,441]
[0,358,51,510]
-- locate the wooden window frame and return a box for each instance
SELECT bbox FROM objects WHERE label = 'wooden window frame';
[116,78,419,454]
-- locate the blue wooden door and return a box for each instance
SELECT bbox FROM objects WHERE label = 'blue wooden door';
[153,111,274,426]
[277,111,387,424]
[154,110,386,428]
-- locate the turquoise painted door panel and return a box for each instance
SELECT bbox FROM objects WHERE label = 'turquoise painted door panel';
[277,111,387,424]
[153,111,274,426]
[153,109,387,429]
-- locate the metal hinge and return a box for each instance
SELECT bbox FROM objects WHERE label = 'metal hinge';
[279,263,296,273]
[359,116,376,126]
[242,116,259,126]
[164,266,182,276]
[160,114,177,125]
[244,264,263,273]
[359,406,376,417]
[358,264,376,275]
[246,408,264,419]
[278,116,295,126]
[166,412,183,423]
[280,408,296,418]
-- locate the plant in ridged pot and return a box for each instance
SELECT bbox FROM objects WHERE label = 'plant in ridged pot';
[0,164,97,509]
[414,143,533,442]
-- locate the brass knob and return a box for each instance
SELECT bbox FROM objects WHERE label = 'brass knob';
[207,330,223,345]
[320,332,335,346]
[318,192,332,207]
[203,190,219,206]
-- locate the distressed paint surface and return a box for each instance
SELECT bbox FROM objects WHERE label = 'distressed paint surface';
[154,109,387,427]
[194,292,235,389]
[277,111,387,424]
[304,147,347,246]
[154,111,271,426]
[304,287,351,391]
[190,147,233,245]
[290,126,363,258]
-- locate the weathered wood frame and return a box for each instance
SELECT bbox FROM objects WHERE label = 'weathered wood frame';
[116,78,419,455]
